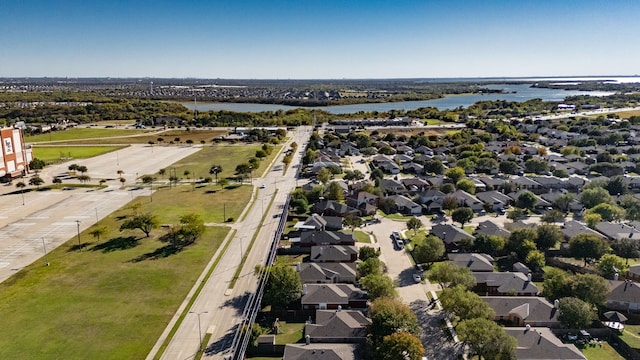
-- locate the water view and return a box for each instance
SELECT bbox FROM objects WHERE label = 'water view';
[182,84,615,114]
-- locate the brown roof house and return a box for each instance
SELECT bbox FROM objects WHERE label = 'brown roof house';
[310,245,358,263]
[300,231,355,247]
[304,309,371,343]
[301,284,368,310]
[431,223,476,252]
[482,296,560,328]
[505,327,586,360]
[606,280,640,312]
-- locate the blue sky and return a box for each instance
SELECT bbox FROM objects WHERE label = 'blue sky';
[1,0,638,78]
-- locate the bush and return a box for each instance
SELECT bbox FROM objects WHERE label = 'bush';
[226,217,234,222]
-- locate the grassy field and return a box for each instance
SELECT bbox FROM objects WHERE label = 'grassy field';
[25,128,149,142]
[273,321,305,345]
[33,145,126,163]
[0,190,232,360]
[48,129,228,146]
[620,324,640,348]
[353,229,371,243]
[579,342,626,360]
[165,143,282,181]
[611,109,640,119]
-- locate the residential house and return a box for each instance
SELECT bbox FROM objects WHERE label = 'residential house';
[310,245,358,263]
[300,231,355,248]
[297,262,357,284]
[282,343,358,360]
[345,191,378,216]
[301,284,368,310]
[606,280,640,312]
[474,220,511,238]
[511,176,543,193]
[595,221,640,241]
[431,223,476,252]
[473,272,539,296]
[379,178,406,195]
[304,309,371,343]
[540,191,584,213]
[476,190,513,211]
[508,189,552,211]
[385,195,422,215]
[294,214,344,232]
[504,328,586,360]
[313,200,360,217]
[559,220,605,241]
[482,296,560,328]
[447,189,484,212]
[402,162,424,174]
[401,178,430,193]
[448,253,494,272]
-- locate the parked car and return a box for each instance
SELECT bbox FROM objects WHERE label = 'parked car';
[412,273,422,283]
[394,239,404,250]
[391,231,401,241]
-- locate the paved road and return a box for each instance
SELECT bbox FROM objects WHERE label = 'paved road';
[151,126,312,360]
[0,144,200,284]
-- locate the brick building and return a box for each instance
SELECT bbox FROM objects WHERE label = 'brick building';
[0,127,32,182]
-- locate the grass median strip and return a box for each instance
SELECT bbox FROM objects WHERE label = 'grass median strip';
[229,189,279,290]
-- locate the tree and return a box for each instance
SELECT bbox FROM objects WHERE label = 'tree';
[426,262,475,289]
[344,213,362,231]
[235,163,251,180]
[378,332,425,360]
[587,203,625,222]
[29,176,44,189]
[499,160,519,175]
[507,228,539,259]
[439,285,495,320]
[553,193,575,212]
[473,234,506,256]
[516,190,537,210]
[359,246,379,262]
[541,209,565,223]
[612,238,640,265]
[89,226,108,243]
[445,167,465,183]
[455,179,476,194]
[369,297,420,346]
[524,158,549,174]
[552,168,569,178]
[569,234,609,266]
[141,175,154,187]
[442,196,459,211]
[119,177,126,186]
[183,170,190,179]
[29,158,45,174]
[325,181,345,202]
[76,165,88,174]
[209,165,222,184]
[358,257,384,278]
[584,213,602,229]
[542,267,571,301]
[158,168,166,178]
[117,169,124,178]
[457,318,516,360]
[580,187,613,209]
[536,224,563,250]
[119,212,159,237]
[52,177,62,185]
[77,174,91,184]
[605,175,628,196]
[413,234,445,265]
[570,273,609,306]
[317,167,331,185]
[360,274,397,300]
[506,207,526,221]
[406,217,423,235]
[452,207,474,228]
[597,254,627,279]
[176,213,205,245]
[255,149,267,159]
[558,297,595,329]
[525,250,546,270]
[264,264,301,311]
[621,194,640,221]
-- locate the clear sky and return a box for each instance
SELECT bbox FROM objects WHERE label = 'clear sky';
[1,0,638,79]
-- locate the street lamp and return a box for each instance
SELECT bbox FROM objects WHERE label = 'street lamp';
[189,311,208,352]
[76,220,81,248]
[42,237,49,266]
[249,166,253,185]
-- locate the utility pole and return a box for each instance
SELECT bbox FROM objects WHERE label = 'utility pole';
[42,237,49,266]
[76,220,81,249]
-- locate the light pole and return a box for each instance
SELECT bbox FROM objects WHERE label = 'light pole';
[95,208,98,224]
[42,237,49,266]
[189,311,208,351]
[249,166,253,185]
[76,220,81,248]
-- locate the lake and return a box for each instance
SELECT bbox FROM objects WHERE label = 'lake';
[182,84,615,114]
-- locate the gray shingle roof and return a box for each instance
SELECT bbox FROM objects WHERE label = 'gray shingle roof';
[505,327,586,360]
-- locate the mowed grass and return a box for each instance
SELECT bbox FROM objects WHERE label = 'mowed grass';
[33,145,126,163]
[25,127,149,142]
[580,342,625,360]
[0,190,232,360]
[146,184,252,223]
[167,143,282,180]
[69,129,228,145]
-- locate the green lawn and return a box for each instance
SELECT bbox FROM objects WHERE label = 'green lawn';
[33,145,126,163]
[145,184,252,224]
[274,322,305,345]
[165,144,282,181]
[25,128,149,142]
[0,190,231,360]
[580,342,626,360]
[620,324,640,349]
[377,210,411,221]
[353,230,371,243]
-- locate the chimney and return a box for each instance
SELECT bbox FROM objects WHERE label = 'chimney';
[302,284,308,295]
[525,324,531,332]
[296,262,301,271]
[306,335,311,345]
[527,273,532,282]
[554,299,559,309]
[615,273,619,281]
[337,305,342,312]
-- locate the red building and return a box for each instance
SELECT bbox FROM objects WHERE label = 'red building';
[0,127,32,182]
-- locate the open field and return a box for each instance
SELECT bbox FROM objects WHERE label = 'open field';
[166,143,282,180]
[610,109,640,119]
[33,145,126,163]
[25,128,150,142]
[0,189,232,360]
